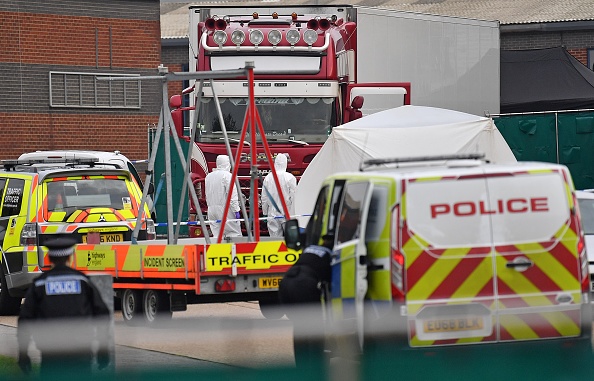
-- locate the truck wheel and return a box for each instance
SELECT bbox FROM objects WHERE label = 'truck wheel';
[143,290,172,325]
[0,266,21,316]
[121,289,142,326]
[259,298,284,319]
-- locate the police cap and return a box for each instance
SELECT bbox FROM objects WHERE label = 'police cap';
[44,236,77,257]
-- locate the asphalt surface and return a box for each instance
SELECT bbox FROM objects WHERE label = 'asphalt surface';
[0,322,231,372]
[0,301,295,375]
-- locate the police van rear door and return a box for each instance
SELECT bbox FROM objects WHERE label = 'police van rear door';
[486,166,585,342]
[329,180,374,349]
[402,167,496,347]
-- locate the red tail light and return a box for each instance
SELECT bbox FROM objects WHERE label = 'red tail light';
[146,220,156,240]
[578,234,590,293]
[20,223,38,246]
[390,205,405,301]
[572,191,590,293]
[215,279,236,292]
[307,18,319,30]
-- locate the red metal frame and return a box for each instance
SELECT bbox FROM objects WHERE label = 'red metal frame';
[217,65,291,242]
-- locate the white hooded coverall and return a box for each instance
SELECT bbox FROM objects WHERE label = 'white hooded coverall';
[205,155,242,238]
[261,154,297,237]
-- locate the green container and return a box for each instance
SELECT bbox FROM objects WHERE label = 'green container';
[494,111,594,190]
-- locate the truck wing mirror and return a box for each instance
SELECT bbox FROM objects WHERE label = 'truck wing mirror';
[348,95,364,122]
[351,95,364,109]
[283,219,303,251]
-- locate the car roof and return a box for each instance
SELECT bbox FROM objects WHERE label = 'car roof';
[0,160,131,181]
[18,150,131,163]
[333,159,568,181]
[576,190,594,199]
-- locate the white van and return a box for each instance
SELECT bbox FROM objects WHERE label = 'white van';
[284,154,591,353]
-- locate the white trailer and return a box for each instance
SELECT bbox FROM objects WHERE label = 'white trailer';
[354,7,500,116]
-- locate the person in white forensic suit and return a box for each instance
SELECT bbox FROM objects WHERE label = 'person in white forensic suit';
[205,155,242,238]
[261,154,297,237]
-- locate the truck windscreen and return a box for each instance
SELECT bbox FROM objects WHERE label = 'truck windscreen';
[196,97,337,144]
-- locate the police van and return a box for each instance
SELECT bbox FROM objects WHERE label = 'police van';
[284,154,591,353]
[0,157,156,315]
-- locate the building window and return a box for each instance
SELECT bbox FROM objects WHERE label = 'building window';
[49,71,141,109]
[589,49,594,71]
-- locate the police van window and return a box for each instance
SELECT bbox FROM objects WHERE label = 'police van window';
[0,179,6,208]
[1,179,25,218]
[126,162,144,189]
[327,180,345,234]
[336,182,368,245]
[365,185,388,241]
[305,185,330,247]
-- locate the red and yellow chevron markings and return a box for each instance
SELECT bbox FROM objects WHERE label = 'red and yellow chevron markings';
[204,240,298,272]
[74,244,197,278]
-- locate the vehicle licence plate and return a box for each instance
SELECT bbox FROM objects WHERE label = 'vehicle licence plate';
[82,233,124,243]
[258,276,282,289]
[423,317,485,333]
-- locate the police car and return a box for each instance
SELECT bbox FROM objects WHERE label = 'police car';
[0,157,155,315]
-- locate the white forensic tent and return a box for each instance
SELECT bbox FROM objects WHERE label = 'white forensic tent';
[295,105,517,223]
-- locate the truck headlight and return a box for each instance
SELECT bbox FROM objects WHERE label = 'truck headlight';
[249,29,264,45]
[286,29,300,45]
[267,30,282,46]
[303,29,318,45]
[231,29,245,45]
[213,30,227,46]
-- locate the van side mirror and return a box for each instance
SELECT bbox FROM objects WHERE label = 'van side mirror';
[284,219,303,251]
[147,182,155,196]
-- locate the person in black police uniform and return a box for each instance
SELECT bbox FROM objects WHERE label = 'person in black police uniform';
[17,236,111,376]
[279,234,333,368]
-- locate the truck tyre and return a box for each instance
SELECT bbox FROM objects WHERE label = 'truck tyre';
[259,297,284,319]
[121,289,142,326]
[142,290,172,325]
[0,266,21,316]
